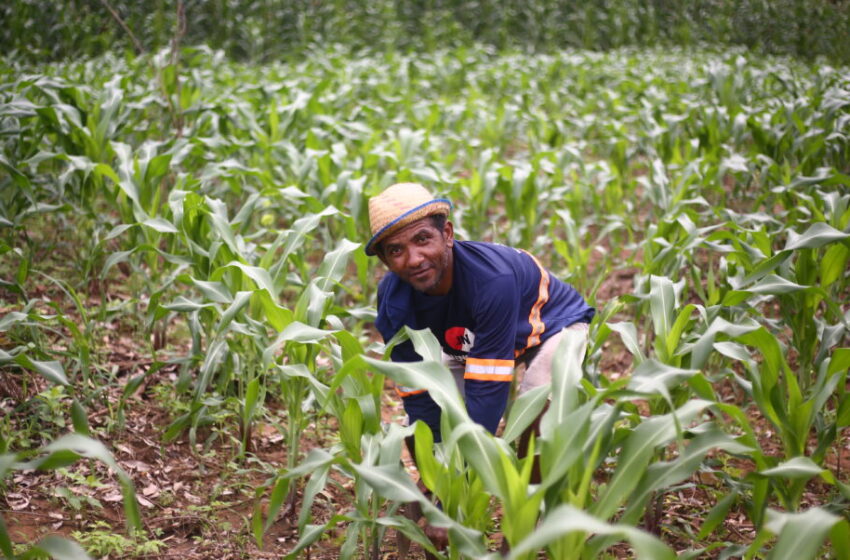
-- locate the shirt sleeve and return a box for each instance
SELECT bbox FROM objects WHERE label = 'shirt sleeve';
[463,272,519,434]
[375,275,432,403]
[376,274,419,362]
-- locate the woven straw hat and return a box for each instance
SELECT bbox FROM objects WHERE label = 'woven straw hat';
[365,183,452,256]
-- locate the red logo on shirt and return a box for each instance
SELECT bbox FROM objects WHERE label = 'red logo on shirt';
[445,327,475,353]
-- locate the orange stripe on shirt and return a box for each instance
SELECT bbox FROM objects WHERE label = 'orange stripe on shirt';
[394,386,427,398]
[521,250,550,350]
[466,358,514,368]
[465,357,515,380]
[465,372,515,382]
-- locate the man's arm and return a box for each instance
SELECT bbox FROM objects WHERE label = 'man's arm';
[463,273,520,435]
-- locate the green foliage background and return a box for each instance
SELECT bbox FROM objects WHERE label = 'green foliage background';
[3,0,850,64]
[2,1,850,559]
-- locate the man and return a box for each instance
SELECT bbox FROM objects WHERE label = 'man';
[368,182,595,444]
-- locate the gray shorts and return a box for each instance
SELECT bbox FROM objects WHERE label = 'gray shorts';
[442,322,590,398]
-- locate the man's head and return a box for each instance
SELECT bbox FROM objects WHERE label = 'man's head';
[367,183,454,295]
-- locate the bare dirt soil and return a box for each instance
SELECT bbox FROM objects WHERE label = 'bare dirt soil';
[3,272,849,560]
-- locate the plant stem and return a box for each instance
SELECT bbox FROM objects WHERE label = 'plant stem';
[98,0,145,54]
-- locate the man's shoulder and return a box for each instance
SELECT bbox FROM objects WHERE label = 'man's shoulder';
[375,272,414,339]
[455,239,525,261]
[377,271,409,301]
[455,240,531,275]
[452,241,525,305]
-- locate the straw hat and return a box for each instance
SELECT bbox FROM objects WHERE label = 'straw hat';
[365,183,452,256]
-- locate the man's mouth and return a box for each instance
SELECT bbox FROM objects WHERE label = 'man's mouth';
[409,267,431,281]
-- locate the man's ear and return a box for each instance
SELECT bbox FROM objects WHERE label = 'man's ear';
[444,220,454,248]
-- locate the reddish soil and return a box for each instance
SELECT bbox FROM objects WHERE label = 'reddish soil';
[3,263,849,559]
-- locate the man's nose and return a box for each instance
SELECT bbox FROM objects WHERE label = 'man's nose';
[407,247,425,267]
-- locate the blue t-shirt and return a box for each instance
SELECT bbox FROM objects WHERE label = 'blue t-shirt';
[375,240,594,440]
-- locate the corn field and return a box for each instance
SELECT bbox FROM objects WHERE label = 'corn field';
[1,9,850,559]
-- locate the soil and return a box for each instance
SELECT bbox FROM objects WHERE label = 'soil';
[3,366,413,558]
[3,268,849,560]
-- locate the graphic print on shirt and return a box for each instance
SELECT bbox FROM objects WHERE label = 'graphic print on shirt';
[445,326,475,353]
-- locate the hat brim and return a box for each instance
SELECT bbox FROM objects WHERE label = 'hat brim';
[365,198,452,256]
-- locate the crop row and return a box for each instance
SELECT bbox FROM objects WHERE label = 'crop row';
[1,45,849,558]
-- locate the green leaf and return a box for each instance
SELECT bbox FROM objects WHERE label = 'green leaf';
[253,289,292,332]
[741,250,793,285]
[101,249,135,278]
[339,398,363,461]
[293,281,332,327]
[282,448,335,479]
[375,515,441,557]
[765,507,842,560]
[412,420,441,492]
[697,490,738,539]
[508,504,675,560]
[316,238,360,291]
[162,296,213,312]
[243,377,262,425]
[145,153,172,185]
[93,162,120,184]
[350,463,423,503]
[190,279,233,303]
[592,399,712,519]
[837,394,850,428]
[0,154,30,189]
[404,326,444,363]
[607,321,644,362]
[622,426,752,525]
[759,457,824,479]
[121,362,163,402]
[297,463,331,531]
[0,453,15,480]
[541,328,588,434]
[363,355,466,427]
[26,434,140,532]
[666,303,695,357]
[829,520,850,560]
[688,317,760,370]
[16,254,29,285]
[0,514,14,559]
[745,274,807,295]
[14,355,69,386]
[277,320,333,345]
[0,311,27,331]
[538,401,596,491]
[502,384,549,443]
[283,517,349,560]
[21,535,92,560]
[649,275,675,340]
[217,261,276,296]
[206,199,241,254]
[70,399,90,436]
[216,290,252,332]
[104,223,135,241]
[784,222,850,251]
[142,217,178,233]
[820,243,849,287]
[271,206,340,282]
[827,348,850,377]
[628,359,699,399]
[263,476,290,532]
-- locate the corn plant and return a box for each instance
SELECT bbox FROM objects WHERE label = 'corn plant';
[4,36,850,559]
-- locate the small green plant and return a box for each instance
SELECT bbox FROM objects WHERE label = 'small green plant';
[71,521,166,558]
[4,33,850,559]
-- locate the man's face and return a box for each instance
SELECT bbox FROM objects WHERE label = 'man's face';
[378,217,454,295]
